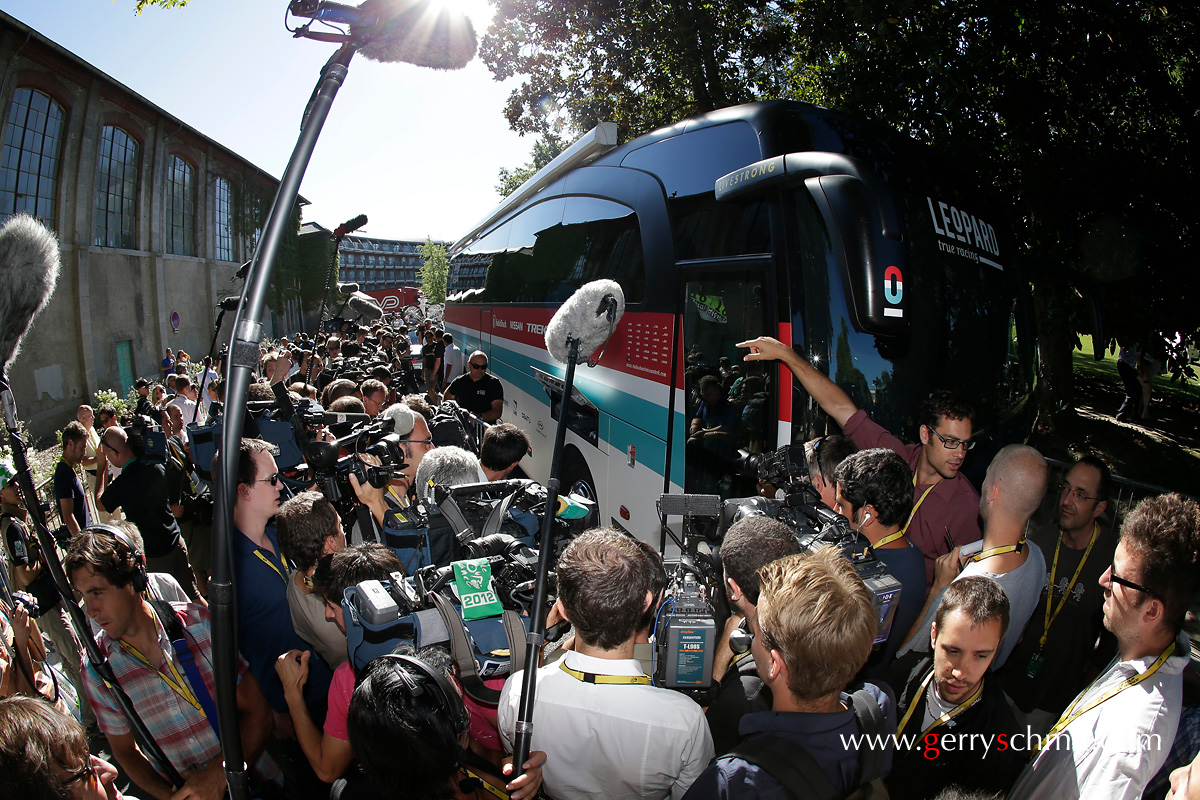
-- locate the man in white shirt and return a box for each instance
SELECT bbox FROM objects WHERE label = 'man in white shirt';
[498,528,714,799]
[1009,492,1200,799]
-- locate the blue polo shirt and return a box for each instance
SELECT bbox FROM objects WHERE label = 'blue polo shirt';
[232,524,332,715]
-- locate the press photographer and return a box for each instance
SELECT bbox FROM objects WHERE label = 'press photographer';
[99,422,200,600]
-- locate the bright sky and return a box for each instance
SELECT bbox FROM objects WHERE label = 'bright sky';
[2,0,534,242]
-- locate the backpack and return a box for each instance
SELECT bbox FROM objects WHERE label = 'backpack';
[723,689,889,800]
[428,400,478,453]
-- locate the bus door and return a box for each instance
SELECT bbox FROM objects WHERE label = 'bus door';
[676,261,774,501]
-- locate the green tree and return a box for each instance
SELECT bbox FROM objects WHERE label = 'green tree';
[133,0,189,11]
[496,133,567,198]
[419,238,449,304]
[480,0,799,138]
[781,1,1199,408]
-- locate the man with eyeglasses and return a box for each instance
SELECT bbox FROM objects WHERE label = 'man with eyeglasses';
[445,350,504,423]
[1009,493,1200,800]
[1003,455,1119,735]
[230,438,333,743]
[739,336,982,591]
[898,444,1047,671]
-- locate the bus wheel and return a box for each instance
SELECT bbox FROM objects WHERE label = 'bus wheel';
[560,450,597,503]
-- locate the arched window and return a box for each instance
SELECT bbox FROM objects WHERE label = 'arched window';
[95,126,140,248]
[0,88,65,224]
[214,176,233,261]
[166,155,195,256]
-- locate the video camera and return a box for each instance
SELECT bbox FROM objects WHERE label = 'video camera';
[724,443,902,647]
[126,414,168,465]
[650,443,903,700]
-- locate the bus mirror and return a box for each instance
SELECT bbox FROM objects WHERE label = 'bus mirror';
[715,152,907,337]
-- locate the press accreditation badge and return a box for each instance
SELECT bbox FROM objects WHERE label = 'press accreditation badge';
[1026,650,1044,679]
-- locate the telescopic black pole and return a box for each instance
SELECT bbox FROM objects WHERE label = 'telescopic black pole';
[0,372,186,788]
[211,43,355,800]
[192,306,230,426]
[511,334,580,774]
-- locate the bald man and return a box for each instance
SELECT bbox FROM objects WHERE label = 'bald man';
[898,444,1049,670]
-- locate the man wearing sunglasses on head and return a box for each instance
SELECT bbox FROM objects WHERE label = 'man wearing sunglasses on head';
[230,439,332,751]
[1010,492,1200,800]
[739,336,982,591]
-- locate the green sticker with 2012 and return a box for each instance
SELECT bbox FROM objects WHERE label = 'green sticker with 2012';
[452,558,503,620]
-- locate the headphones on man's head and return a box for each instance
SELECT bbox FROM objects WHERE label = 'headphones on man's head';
[90,523,149,594]
[376,653,470,737]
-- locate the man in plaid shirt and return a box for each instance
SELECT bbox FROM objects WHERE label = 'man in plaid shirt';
[67,526,279,800]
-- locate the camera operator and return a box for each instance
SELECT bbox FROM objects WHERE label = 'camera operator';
[275,491,349,670]
[683,548,896,800]
[480,423,530,481]
[498,528,714,799]
[414,446,484,505]
[345,648,546,800]
[805,434,857,508]
[275,543,402,784]
[358,378,389,419]
[99,425,201,601]
[832,448,925,674]
[705,516,802,755]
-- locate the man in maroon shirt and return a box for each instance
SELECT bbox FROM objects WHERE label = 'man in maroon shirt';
[738,336,982,590]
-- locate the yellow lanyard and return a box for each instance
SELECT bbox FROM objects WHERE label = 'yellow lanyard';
[1039,523,1099,649]
[119,614,202,713]
[1038,641,1175,752]
[900,477,938,538]
[966,539,1026,565]
[559,661,650,685]
[874,530,907,549]
[461,766,510,799]
[895,669,985,738]
[254,549,288,586]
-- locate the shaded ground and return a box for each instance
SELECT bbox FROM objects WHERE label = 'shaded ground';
[1030,346,1199,497]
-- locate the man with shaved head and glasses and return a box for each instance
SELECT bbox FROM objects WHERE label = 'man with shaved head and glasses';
[1010,492,1200,800]
[739,336,981,590]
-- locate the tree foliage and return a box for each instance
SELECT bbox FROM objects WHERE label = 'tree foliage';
[133,0,189,12]
[419,237,449,304]
[782,0,1199,402]
[480,0,802,138]
[496,133,567,197]
[483,0,1199,405]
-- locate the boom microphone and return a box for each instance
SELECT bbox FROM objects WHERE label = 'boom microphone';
[218,296,242,311]
[350,0,477,70]
[333,214,368,237]
[381,402,416,437]
[545,279,625,364]
[0,214,61,368]
[348,291,384,321]
[337,282,361,295]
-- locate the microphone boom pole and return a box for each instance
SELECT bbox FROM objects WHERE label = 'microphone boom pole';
[510,334,580,773]
[212,42,356,800]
